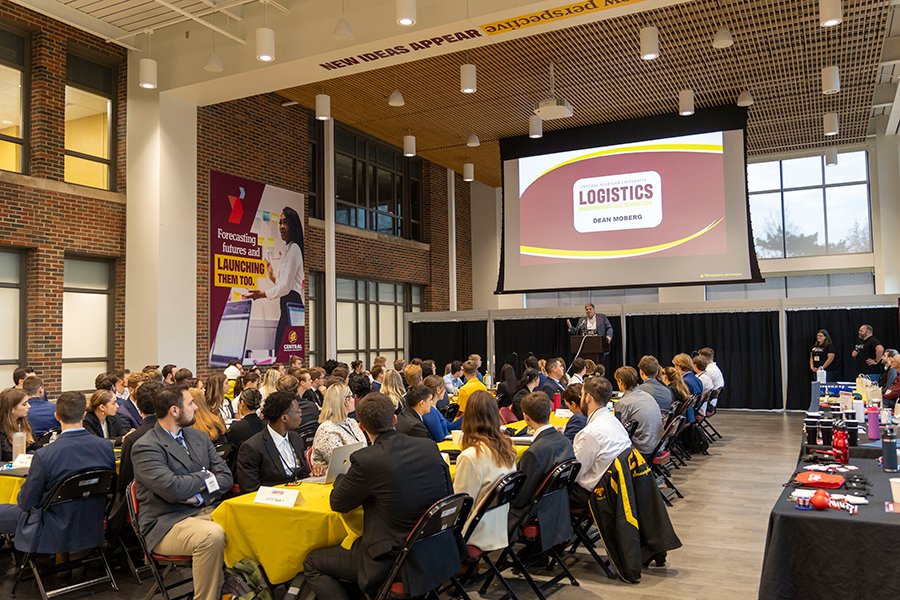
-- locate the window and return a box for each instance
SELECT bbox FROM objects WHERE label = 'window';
[61,258,112,391]
[524,287,658,308]
[0,27,27,174]
[747,151,871,259]
[307,113,323,220]
[705,272,875,300]
[0,250,23,386]
[334,276,422,366]
[306,272,320,367]
[65,54,114,190]
[330,124,423,241]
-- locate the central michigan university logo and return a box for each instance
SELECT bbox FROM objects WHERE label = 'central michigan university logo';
[288,330,298,344]
[227,186,246,225]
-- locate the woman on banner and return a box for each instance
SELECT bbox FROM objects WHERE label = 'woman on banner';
[245,206,305,356]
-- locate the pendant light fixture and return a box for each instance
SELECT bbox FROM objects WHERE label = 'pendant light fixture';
[737,90,754,107]
[403,133,416,157]
[333,0,354,41]
[819,0,842,27]
[823,112,839,136]
[388,88,405,107]
[825,148,838,166]
[139,32,157,90]
[712,26,734,49]
[679,89,694,116]
[397,0,416,26]
[529,114,542,138]
[460,63,477,94]
[640,26,659,60]
[315,93,331,120]
[467,133,480,147]
[256,1,275,62]
[204,31,223,73]
[822,65,840,94]
[463,163,474,182]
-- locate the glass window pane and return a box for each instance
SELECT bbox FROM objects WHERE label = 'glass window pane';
[0,65,22,138]
[335,154,354,204]
[786,274,829,298]
[369,304,377,350]
[0,288,18,360]
[0,251,19,284]
[748,193,784,259]
[64,155,108,189]
[67,55,112,95]
[308,299,316,354]
[65,86,110,159]
[0,138,22,173]
[308,274,316,297]
[747,161,780,192]
[358,305,366,348]
[827,272,874,296]
[783,189,826,257]
[368,282,376,301]
[61,361,108,392]
[781,156,822,189]
[337,352,357,364]
[336,278,356,300]
[378,305,396,348]
[396,305,404,347]
[826,185,871,253]
[0,29,25,66]
[378,282,395,303]
[0,364,15,388]
[62,292,108,358]
[377,169,392,206]
[411,285,422,306]
[825,151,868,185]
[336,302,356,349]
[64,259,109,290]
[335,128,355,154]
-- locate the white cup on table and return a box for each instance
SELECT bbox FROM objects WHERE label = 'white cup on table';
[451,430,463,446]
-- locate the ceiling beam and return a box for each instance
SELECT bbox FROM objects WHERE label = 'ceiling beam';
[868,114,889,137]
[9,0,138,49]
[873,82,898,108]
[881,35,900,66]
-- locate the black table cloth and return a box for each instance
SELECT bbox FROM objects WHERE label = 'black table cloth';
[759,457,900,599]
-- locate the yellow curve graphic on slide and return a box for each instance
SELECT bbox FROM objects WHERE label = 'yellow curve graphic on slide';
[520,219,724,260]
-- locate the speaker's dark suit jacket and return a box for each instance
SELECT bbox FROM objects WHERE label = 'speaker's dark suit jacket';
[396,407,430,439]
[510,426,575,550]
[9,428,115,553]
[235,426,309,493]
[330,430,454,594]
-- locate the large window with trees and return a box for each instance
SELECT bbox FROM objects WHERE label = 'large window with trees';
[747,150,871,259]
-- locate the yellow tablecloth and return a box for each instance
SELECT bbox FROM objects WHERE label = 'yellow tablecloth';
[0,475,24,504]
[504,413,571,432]
[211,483,364,585]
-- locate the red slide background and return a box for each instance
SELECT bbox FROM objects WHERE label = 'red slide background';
[519,151,726,266]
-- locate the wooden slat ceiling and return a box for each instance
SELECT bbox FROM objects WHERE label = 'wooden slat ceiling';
[278,0,890,187]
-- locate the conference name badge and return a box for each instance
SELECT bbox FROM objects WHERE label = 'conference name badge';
[572,171,662,233]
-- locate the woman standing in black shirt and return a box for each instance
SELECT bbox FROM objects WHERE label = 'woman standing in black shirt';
[809,329,836,381]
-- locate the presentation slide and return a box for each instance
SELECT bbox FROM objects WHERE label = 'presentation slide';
[498,110,760,294]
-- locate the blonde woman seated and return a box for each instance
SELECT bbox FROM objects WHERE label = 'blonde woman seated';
[454,390,517,552]
[189,388,227,443]
[310,383,366,468]
[381,369,407,413]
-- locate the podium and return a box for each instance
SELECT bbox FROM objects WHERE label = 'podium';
[570,335,609,365]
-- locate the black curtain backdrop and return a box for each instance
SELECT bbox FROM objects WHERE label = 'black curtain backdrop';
[785,307,900,410]
[625,312,782,409]
[409,321,487,375]
[492,316,623,380]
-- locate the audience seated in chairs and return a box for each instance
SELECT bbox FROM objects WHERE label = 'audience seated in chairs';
[118,380,164,496]
[381,369,407,414]
[311,383,366,469]
[235,391,313,493]
[511,368,542,421]
[303,392,455,600]
[614,366,663,457]
[396,384,433,439]
[637,355,674,416]
[453,390,517,551]
[673,353,703,398]
[131,385,233,600]
[562,383,586,443]
[457,361,487,416]
[509,391,576,551]
[224,389,265,450]
[118,370,148,430]
[698,347,725,389]
[84,389,133,446]
[570,376,632,506]
[22,375,58,439]
[421,375,461,441]
[189,387,227,443]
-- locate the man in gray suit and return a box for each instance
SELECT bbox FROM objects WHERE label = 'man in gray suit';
[132,385,233,600]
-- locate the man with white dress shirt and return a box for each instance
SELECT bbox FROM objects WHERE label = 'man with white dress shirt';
[570,376,632,506]
[693,355,715,395]
[566,303,614,342]
[698,348,724,390]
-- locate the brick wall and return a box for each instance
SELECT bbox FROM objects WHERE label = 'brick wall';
[197,93,473,371]
[0,1,127,393]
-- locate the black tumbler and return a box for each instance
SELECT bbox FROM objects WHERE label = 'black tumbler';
[804,419,819,445]
[820,419,833,446]
[845,420,859,446]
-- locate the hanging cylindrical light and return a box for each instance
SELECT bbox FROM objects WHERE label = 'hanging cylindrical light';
[737,90,754,107]
[825,147,838,166]
[388,89,405,107]
[256,27,275,62]
[529,114,543,138]
[204,52,223,73]
[460,63,477,94]
[679,89,694,116]
[467,133,480,147]
[819,0,842,27]
[463,163,474,182]
[397,0,416,26]
[712,26,733,49]
[640,26,659,60]
[315,94,331,120]
[403,134,416,156]
[822,65,840,95]
[139,58,157,89]
[823,112,839,136]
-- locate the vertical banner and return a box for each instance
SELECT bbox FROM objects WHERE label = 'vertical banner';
[209,171,305,367]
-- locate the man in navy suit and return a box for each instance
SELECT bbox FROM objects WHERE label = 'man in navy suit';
[22,375,58,439]
[116,370,146,430]
[0,390,116,553]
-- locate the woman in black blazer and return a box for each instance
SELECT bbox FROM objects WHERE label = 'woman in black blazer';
[225,389,265,449]
[84,389,132,447]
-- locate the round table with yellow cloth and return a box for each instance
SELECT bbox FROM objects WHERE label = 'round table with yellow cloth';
[0,475,24,504]
[211,482,364,585]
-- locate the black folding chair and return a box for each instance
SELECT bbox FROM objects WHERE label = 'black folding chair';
[457,471,527,599]
[650,416,686,506]
[297,422,318,450]
[126,482,193,600]
[698,387,724,440]
[373,492,473,600]
[567,504,615,579]
[11,468,119,600]
[481,460,582,600]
